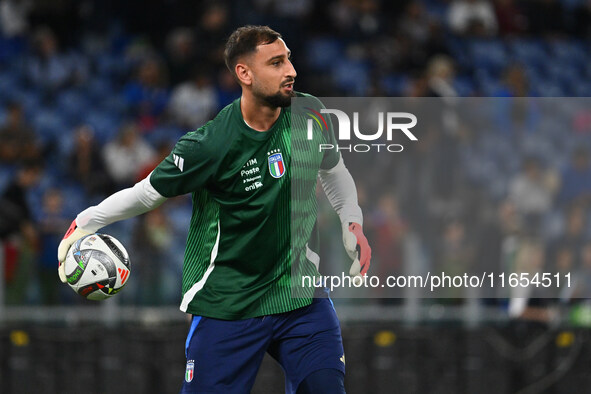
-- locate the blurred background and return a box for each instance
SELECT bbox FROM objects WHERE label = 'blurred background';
[0,0,591,393]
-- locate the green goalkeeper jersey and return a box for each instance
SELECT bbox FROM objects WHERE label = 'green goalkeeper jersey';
[150,93,339,320]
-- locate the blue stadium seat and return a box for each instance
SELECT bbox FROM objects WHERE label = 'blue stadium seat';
[446,37,471,70]
[305,38,345,72]
[85,110,121,143]
[548,40,587,67]
[99,92,130,117]
[96,52,131,79]
[32,109,69,144]
[56,90,91,125]
[0,71,20,103]
[145,124,185,145]
[14,88,42,116]
[533,80,565,97]
[332,59,370,95]
[468,40,508,73]
[0,165,15,194]
[453,76,475,96]
[474,69,503,96]
[85,76,115,101]
[571,81,591,97]
[380,74,409,96]
[508,39,547,66]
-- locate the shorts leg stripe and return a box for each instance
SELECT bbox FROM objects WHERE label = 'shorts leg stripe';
[185,315,202,357]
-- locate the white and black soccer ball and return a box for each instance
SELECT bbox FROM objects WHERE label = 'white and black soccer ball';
[64,233,131,300]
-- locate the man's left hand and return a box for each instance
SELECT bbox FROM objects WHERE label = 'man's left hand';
[342,222,371,276]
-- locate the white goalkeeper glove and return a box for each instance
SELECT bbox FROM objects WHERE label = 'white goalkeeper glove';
[57,219,91,283]
[342,222,371,277]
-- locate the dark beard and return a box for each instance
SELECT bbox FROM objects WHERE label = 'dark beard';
[261,90,295,108]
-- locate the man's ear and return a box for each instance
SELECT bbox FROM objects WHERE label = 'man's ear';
[235,63,252,86]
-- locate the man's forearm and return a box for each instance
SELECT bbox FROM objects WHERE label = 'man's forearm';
[318,157,363,225]
[76,175,167,233]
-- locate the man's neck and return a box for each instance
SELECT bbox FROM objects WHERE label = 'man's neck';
[240,93,281,132]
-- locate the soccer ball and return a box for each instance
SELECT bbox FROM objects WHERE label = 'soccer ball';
[64,233,131,300]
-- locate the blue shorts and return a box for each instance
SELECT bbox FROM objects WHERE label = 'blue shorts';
[181,297,345,394]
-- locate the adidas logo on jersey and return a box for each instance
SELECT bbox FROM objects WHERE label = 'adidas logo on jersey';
[173,154,184,172]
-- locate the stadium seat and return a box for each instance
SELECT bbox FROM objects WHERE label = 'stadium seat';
[446,37,471,70]
[13,88,42,116]
[332,59,370,95]
[508,39,547,67]
[85,76,115,101]
[544,61,580,91]
[84,110,121,143]
[0,71,20,103]
[96,52,131,79]
[99,92,131,117]
[56,90,91,125]
[468,40,508,73]
[145,124,185,145]
[0,165,15,194]
[380,74,409,96]
[32,109,69,144]
[548,39,587,67]
[305,38,345,72]
[533,80,566,97]
[453,76,475,96]
[571,81,591,97]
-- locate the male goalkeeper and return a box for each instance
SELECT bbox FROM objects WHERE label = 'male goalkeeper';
[58,25,371,394]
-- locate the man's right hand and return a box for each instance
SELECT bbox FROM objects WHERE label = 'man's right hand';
[57,219,91,283]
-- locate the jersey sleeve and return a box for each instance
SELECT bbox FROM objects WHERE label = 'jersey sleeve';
[301,94,340,170]
[320,106,341,170]
[150,130,217,197]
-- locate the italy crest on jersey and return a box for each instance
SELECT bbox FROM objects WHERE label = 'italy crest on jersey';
[185,360,194,382]
[268,152,286,178]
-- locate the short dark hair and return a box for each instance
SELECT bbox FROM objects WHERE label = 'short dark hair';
[224,25,282,77]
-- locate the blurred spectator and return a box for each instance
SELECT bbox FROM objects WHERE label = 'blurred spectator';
[169,65,218,129]
[194,2,231,68]
[0,0,31,38]
[103,122,156,189]
[571,241,591,298]
[329,0,383,38]
[0,160,42,304]
[508,157,558,230]
[399,1,432,45]
[37,188,69,304]
[136,140,173,182]
[426,55,458,97]
[0,160,41,240]
[447,0,498,37]
[131,208,173,305]
[496,64,530,97]
[26,27,87,94]
[216,69,241,108]
[551,203,588,268]
[493,0,527,36]
[435,219,475,298]
[123,57,170,130]
[507,239,550,320]
[165,28,198,87]
[558,147,591,206]
[368,193,407,286]
[0,101,40,164]
[553,245,575,278]
[67,125,115,198]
